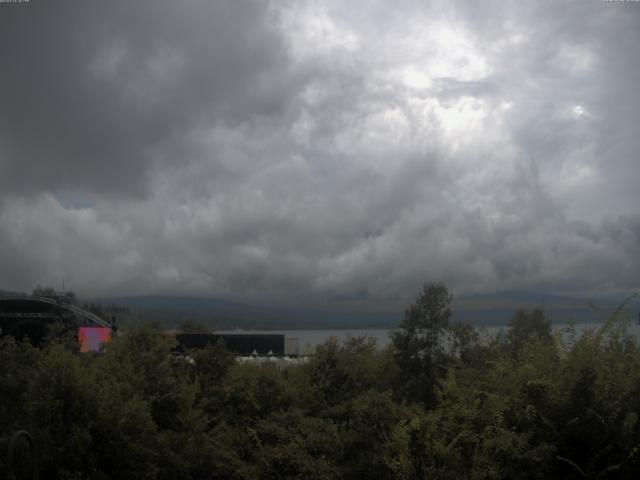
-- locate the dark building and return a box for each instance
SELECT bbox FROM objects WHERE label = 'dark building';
[175,333,285,356]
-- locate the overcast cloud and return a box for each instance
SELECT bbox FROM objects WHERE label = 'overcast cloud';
[0,0,638,305]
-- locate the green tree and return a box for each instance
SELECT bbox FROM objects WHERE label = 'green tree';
[254,411,342,480]
[391,282,453,407]
[338,390,410,479]
[178,319,213,334]
[190,340,235,417]
[307,336,386,410]
[507,308,553,356]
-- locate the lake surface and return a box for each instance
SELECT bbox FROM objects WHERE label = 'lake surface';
[218,321,640,354]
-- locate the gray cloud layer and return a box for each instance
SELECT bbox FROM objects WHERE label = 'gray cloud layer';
[0,0,639,304]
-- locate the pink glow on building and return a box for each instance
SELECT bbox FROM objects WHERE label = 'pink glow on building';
[78,327,112,353]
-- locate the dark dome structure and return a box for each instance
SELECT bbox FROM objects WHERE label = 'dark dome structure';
[0,294,110,345]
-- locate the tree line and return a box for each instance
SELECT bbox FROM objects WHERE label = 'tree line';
[1,283,639,479]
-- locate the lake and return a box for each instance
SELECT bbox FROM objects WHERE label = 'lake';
[217,320,640,354]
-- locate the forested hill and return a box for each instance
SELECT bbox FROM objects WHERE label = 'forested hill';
[93,295,399,329]
[92,291,632,330]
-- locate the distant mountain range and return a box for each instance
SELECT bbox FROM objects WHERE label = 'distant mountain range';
[92,295,399,330]
[91,290,639,330]
[451,290,635,326]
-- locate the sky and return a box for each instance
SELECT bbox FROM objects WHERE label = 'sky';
[0,0,639,306]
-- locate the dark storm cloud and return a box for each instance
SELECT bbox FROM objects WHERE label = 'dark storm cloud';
[0,0,639,303]
[0,0,293,197]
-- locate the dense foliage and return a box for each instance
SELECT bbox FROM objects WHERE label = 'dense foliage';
[1,286,640,479]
